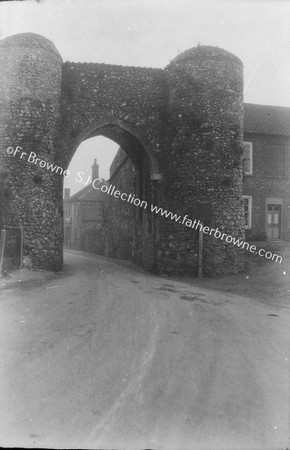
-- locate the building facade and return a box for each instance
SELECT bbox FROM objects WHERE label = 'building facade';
[63,160,108,254]
[105,148,137,261]
[243,103,290,241]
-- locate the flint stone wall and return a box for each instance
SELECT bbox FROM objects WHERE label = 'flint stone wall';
[0,32,245,275]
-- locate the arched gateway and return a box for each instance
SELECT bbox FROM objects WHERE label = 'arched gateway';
[0,33,245,275]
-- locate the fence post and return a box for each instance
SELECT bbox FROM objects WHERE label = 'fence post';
[20,226,23,269]
[0,229,7,275]
[0,165,8,232]
[198,222,203,278]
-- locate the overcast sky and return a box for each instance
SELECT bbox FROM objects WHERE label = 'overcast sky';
[1,0,290,193]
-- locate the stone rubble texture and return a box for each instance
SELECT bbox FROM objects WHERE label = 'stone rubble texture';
[0,33,245,275]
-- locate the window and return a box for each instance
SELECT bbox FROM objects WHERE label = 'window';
[243,141,253,175]
[72,203,77,218]
[64,204,71,218]
[242,196,252,229]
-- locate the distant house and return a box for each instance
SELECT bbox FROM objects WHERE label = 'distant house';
[106,149,136,260]
[63,159,108,254]
[243,103,290,241]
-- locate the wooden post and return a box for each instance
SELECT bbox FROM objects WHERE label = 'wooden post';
[198,222,203,278]
[20,226,23,269]
[0,166,8,232]
[0,229,7,275]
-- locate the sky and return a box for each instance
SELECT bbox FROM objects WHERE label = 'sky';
[1,0,290,193]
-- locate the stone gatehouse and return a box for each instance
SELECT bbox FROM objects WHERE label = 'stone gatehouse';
[0,32,245,276]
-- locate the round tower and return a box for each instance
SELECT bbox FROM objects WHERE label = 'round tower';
[160,45,245,275]
[0,33,63,269]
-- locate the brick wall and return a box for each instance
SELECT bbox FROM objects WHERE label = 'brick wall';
[243,133,290,241]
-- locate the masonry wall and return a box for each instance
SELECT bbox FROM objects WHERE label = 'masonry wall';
[0,33,63,269]
[57,56,168,273]
[105,47,245,276]
[159,47,245,275]
[57,61,168,174]
[81,202,107,254]
[106,149,135,260]
[0,32,246,276]
[106,148,155,270]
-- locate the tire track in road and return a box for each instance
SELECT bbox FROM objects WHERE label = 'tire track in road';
[86,303,159,446]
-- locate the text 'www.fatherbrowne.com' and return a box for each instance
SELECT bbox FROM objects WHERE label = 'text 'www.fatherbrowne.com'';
[78,173,283,264]
[5,146,283,264]
[150,205,282,264]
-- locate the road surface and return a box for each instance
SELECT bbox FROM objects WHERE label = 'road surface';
[0,250,289,449]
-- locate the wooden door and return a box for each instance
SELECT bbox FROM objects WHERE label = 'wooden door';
[266,205,281,240]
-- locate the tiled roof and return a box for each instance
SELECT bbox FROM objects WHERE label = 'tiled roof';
[65,184,90,202]
[64,180,109,203]
[244,103,290,137]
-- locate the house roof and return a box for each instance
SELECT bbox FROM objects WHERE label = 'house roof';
[64,180,109,203]
[244,103,290,137]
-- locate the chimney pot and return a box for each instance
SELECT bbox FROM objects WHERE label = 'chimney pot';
[92,159,99,180]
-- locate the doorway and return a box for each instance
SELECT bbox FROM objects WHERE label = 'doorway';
[266,204,281,240]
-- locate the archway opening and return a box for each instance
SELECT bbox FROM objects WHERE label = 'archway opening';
[62,127,155,270]
[64,136,118,196]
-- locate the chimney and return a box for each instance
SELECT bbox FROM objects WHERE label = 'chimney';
[64,188,70,200]
[92,158,99,180]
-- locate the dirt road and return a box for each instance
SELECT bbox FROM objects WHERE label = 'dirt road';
[0,251,289,449]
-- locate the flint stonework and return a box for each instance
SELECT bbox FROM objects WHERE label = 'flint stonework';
[0,33,245,275]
